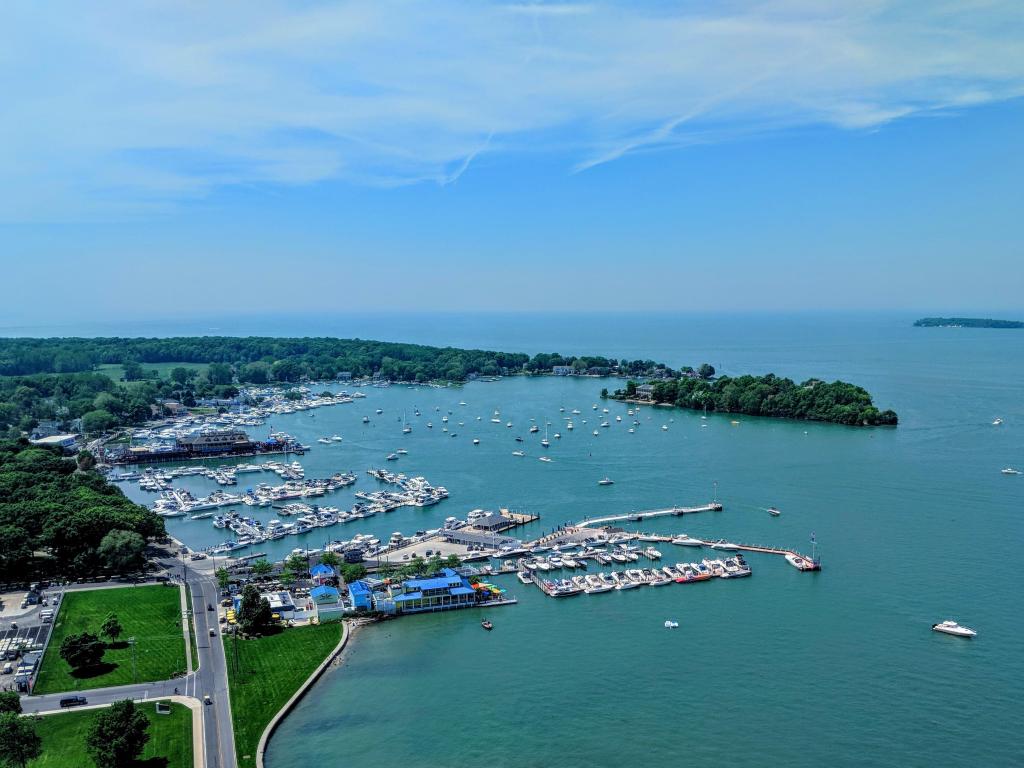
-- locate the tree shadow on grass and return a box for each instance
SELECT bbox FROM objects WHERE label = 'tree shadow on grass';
[132,758,169,768]
[108,640,130,650]
[70,662,118,680]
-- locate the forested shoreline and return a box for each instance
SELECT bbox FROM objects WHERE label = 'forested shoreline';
[0,442,165,580]
[0,336,897,436]
[612,374,898,426]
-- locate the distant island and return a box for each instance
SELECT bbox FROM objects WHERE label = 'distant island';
[914,317,1023,329]
[0,336,897,437]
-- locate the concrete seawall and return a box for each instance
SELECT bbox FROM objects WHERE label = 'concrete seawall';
[255,622,352,768]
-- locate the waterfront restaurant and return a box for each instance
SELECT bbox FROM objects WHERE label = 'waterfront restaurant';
[390,568,479,615]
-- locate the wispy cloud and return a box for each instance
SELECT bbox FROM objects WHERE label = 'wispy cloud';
[2,0,1022,219]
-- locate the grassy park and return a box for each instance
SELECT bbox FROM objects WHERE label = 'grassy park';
[27,700,193,768]
[34,586,188,694]
[226,622,344,768]
[96,361,211,382]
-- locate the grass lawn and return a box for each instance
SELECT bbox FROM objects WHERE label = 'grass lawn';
[226,622,343,768]
[34,586,188,694]
[96,362,211,382]
[28,700,192,768]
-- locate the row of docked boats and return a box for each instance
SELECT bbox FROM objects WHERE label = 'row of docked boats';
[529,556,752,595]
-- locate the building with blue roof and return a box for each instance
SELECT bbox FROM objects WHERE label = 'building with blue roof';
[390,568,480,614]
[310,563,336,585]
[348,580,374,611]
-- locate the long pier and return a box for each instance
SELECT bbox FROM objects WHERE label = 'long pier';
[576,502,723,528]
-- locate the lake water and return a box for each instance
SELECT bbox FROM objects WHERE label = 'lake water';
[102,312,1021,767]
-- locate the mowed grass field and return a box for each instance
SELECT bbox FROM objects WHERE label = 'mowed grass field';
[28,700,193,768]
[226,622,344,768]
[96,361,211,382]
[34,586,188,694]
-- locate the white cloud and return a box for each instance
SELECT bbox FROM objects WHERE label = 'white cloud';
[1,0,1022,218]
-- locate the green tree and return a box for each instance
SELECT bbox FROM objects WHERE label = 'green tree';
[169,367,197,385]
[698,363,716,380]
[81,409,117,433]
[100,613,123,643]
[215,568,230,590]
[319,552,340,568]
[122,361,145,381]
[250,559,273,578]
[98,530,146,573]
[339,563,368,583]
[59,632,105,671]
[85,699,150,768]
[443,554,462,570]
[236,584,273,635]
[76,449,96,472]
[206,363,233,386]
[0,691,21,714]
[285,553,309,578]
[600,387,609,398]
[0,711,41,767]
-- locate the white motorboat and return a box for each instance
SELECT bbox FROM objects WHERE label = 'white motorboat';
[512,450,526,457]
[539,456,552,463]
[992,418,1003,425]
[1001,467,1021,475]
[671,535,703,547]
[768,506,782,516]
[473,438,480,445]
[932,620,977,638]
[664,620,679,628]
[598,477,614,486]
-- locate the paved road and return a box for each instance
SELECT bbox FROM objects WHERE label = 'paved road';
[20,551,238,768]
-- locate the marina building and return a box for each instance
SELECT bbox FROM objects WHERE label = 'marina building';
[310,563,337,585]
[390,568,478,614]
[348,580,374,611]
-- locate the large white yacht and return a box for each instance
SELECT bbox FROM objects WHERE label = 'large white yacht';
[932,620,977,638]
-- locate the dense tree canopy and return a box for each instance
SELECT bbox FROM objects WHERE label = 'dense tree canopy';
[0,442,165,579]
[614,373,898,426]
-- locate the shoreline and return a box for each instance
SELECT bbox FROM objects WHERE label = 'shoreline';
[255,620,362,768]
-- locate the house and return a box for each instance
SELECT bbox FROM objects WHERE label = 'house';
[233,590,298,620]
[310,585,344,620]
[30,421,63,440]
[389,568,479,615]
[310,563,336,585]
[336,371,353,381]
[28,434,79,452]
[348,580,374,611]
[552,365,575,376]
[635,384,655,401]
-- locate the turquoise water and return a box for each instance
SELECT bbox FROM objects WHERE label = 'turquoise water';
[106,313,1022,767]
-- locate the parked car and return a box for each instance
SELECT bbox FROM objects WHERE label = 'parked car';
[209,628,216,637]
[60,696,87,708]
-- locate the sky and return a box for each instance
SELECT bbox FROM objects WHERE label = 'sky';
[2,0,1023,324]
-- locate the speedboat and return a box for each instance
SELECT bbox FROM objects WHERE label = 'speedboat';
[768,506,781,516]
[481,619,493,631]
[992,418,1003,425]
[473,439,480,445]
[512,450,526,457]
[709,539,739,551]
[671,535,703,547]
[385,453,399,461]
[664,620,679,628]
[598,477,614,486]
[932,620,976,638]
[1001,467,1021,475]
[538,456,552,463]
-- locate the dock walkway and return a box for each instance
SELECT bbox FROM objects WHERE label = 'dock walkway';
[576,502,722,528]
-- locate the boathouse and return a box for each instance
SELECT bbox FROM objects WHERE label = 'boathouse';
[348,580,374,611]
[390,568,478,614]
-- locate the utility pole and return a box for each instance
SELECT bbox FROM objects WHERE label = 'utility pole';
[127,637,137,683]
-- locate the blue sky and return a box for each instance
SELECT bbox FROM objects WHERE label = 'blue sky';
[2,1,1023,323]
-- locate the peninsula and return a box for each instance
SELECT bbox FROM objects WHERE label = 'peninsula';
[0,336,896,437]
[913,317,1023,329]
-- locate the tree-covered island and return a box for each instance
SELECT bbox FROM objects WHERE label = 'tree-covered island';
[914,317,1023,328]
[611,370,898,426]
